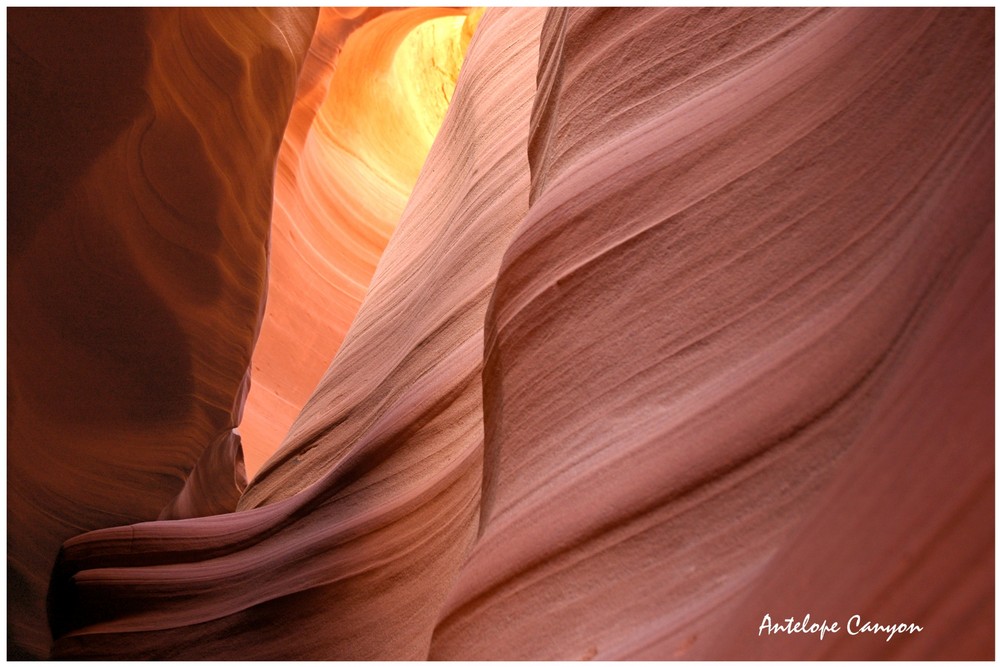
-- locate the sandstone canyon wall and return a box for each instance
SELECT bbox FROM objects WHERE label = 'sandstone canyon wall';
[240,6,483,475]
[45,7,544,659]
[430,8,994,659]
[9,6,995,661]
[8,8,317,658]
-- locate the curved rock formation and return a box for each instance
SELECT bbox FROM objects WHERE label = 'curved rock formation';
[13,6,994,662]
[156,429,247,522]
[48,7,544,659]
[237,6,395,477]
[430,7,994,660]
[240,7,483,475]
[7,8,316,658]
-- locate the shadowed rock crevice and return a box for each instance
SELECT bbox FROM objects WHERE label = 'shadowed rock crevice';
[7,8,318,658]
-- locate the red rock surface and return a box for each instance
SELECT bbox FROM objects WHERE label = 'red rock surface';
[430,9,994,659]
[7,8,317,658]
[10,6,994,661]
[45,7,543,659]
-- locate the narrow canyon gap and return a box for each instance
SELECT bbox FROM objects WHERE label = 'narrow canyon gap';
[240,7,484,476]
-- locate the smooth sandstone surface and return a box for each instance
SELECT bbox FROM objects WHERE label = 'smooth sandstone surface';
[156,429,247,522]
[237,6,395,478]
[7,8,316,658]
[431,8,994,660]
[11,6,994,661]
[48,8,544,659]
[240,7,483,476]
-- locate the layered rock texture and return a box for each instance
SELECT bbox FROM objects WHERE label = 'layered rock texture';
[8,8,317,658]
[431,9,994,659]
[9,6,995,661]
[240,6,483,475]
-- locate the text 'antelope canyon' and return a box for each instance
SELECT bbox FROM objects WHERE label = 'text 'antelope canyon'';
[7,6,995,660]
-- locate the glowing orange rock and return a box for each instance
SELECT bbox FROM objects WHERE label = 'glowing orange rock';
[240,7,483,476]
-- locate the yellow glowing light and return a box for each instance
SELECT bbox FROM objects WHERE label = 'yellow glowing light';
[394,15,469,147]
[316,8,483,199]
[240,8,484,476]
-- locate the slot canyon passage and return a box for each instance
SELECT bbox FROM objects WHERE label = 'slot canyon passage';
[6,6,995,661]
